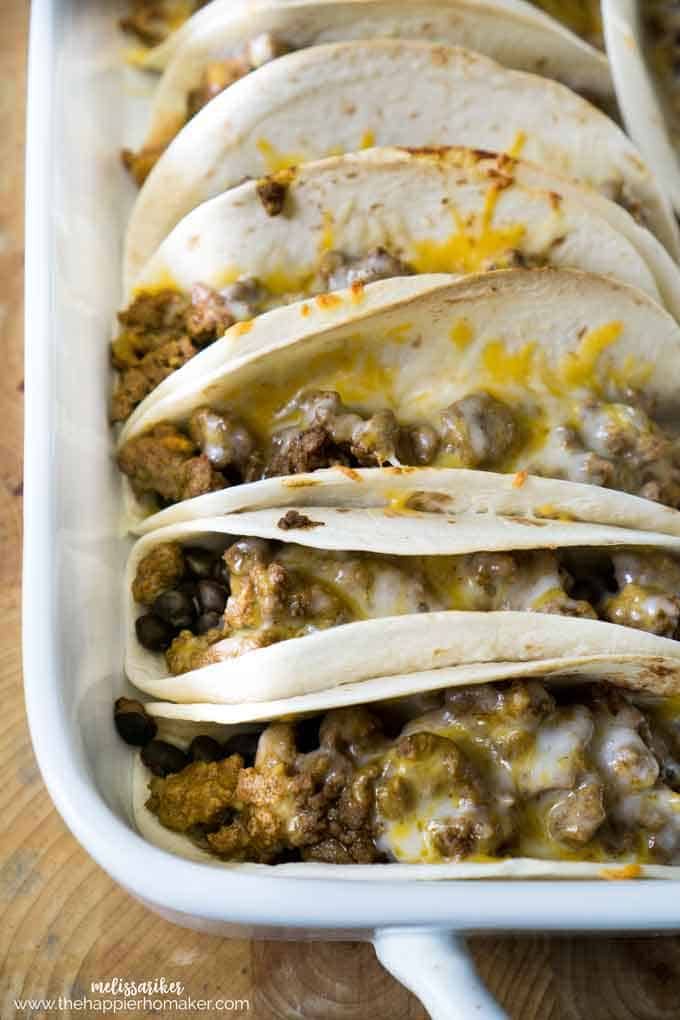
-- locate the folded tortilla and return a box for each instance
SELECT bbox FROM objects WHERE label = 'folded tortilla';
[132,0,611,179]
[139,0,609,82]
[130,670,680,876]
[122,146,680,318]
[125,506,680,705]
[124,39,679,282]
[116,269,680,534]
[141,656,680,726]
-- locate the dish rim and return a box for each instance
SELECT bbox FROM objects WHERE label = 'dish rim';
[21,0,680,932]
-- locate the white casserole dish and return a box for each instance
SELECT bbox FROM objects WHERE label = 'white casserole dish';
[21,2,680,1017]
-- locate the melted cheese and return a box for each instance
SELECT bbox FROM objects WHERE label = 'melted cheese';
[133,268,179,296]
[318,211,335,254]
[507,131,528,158]
[374,686,680,865]
[277,546,437,619]
[558,322,623,389]
[450,319,474,350]
[238,338,399,439]
[516,707,593,795]
[256,138,306,173]
[481,339,536,387]
[411,191,526,275]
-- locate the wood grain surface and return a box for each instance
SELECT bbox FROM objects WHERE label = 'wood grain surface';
[2,1,680,1017]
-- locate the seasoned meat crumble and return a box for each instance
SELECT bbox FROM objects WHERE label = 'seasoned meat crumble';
[130,539,680,677]
[111,249,414,421]
[111,286,237,423]
[138,680,680,865]
[118,381,680,513]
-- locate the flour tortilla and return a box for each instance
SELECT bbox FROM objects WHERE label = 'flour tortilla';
[124,40,679,284]
[118,269,680,533]
[140,0,610,82]
[142,657,680,725]
[138,0,611,156]
[131,684,680,878]
[131,465,680,539]
[125,508,680,705]
[124,146,680,322]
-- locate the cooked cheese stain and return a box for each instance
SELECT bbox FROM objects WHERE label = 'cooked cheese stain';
[450,319,474,350]
[319,211,335,254]
[411,188,526,274]
[558,321,623,388]
[231,320,253,337]
[482,340,536,387]
[134,268,179,296]
[256,138,306,173]
[507,131,528,159]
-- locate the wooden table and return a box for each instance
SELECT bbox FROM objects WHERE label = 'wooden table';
[2,1,680,1016]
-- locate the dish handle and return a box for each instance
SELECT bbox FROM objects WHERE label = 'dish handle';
[373,928,508,1020]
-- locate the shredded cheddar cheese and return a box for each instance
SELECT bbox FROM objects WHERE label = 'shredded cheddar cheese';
[256,138,305,173]
[133,268,179,296]
[482,340,536,387]
[559,321,623,388]
[450,319,474,350]
[411,188,526,275]
[507,131,528,158]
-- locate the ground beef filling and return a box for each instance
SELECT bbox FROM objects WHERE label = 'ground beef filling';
[131,540,680,676]
[122,32,292,185]
[118,381,680,511]
[142,680,680,865]
[117,389,515,499]
[112,250,413,423]
[529,398,680,508]
[111,283,265,423]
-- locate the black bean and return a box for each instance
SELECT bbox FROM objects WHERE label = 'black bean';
[196,579,228,615]
[136,613,174,651]
[212,556,231,588]
[176,580,201,613]
[114,697,157,746]
[196,611,222,634]
[295,716,322,754]
[184,546,216,579]
[223,729,263,766]
[152,589,196,629]
[141,740,190,777]
[189,735,225,763]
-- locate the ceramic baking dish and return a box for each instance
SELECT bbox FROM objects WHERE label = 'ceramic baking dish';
[22,2,680,1017]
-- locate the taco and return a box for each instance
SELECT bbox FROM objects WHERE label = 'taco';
[117,147,680,356]
[115,269,680,534]
[124,0,611,186]
[136,0,609,75]
[125,670,680,874]
[124,504,680,707]
[124,39,679,281]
